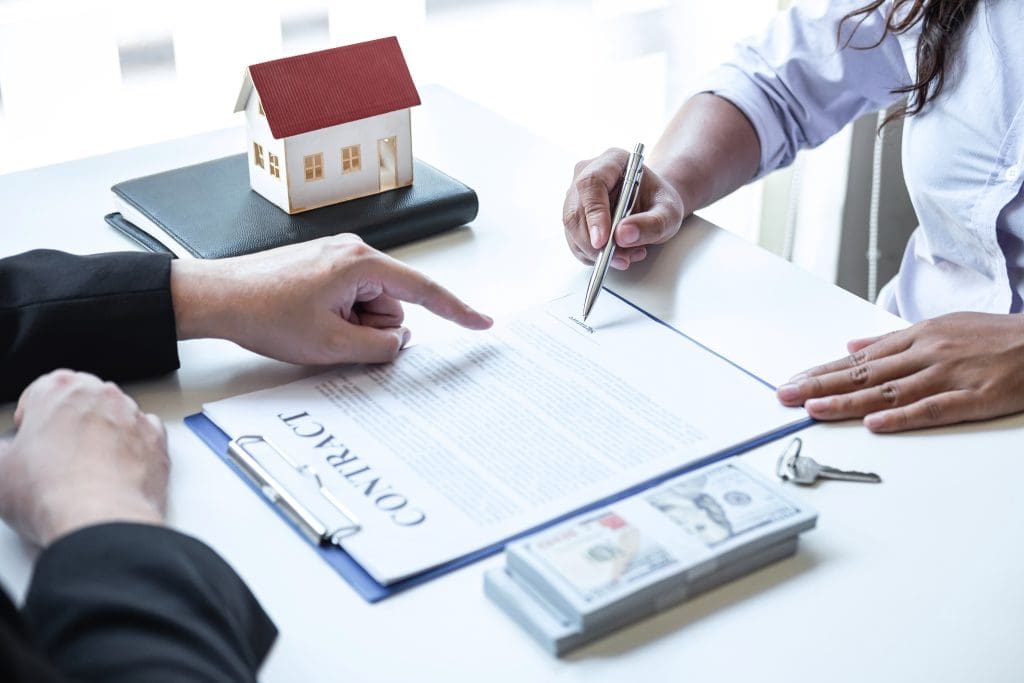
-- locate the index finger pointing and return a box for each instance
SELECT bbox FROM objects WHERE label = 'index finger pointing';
[361,256,493,330]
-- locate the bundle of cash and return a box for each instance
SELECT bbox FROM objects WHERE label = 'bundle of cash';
[484,457,817,655]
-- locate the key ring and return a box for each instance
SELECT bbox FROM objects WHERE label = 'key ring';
[774,436,882,485]
[775,437,803,482]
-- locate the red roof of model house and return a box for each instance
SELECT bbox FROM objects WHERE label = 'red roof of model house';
[237,36,421,140]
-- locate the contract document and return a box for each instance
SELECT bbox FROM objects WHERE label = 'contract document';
[203,292,807,585]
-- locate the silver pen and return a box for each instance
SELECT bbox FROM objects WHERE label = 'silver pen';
[581,143,645,321]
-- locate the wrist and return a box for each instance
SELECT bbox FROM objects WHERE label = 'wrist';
[170,259,231,340]
[648,93,760,216]
[39,496,165,547]
[649,155,707,219]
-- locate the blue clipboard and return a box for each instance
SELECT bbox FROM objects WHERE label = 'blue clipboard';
[185,290,815,603]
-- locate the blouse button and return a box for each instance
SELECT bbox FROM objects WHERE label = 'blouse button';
[1005,164,1020,182]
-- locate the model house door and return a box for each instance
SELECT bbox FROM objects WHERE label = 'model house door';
[378,136,398,191]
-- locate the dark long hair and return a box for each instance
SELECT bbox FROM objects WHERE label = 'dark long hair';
[841,0,979,124]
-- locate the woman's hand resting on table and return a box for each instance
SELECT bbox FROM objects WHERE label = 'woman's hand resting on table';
[777,312,1024,432]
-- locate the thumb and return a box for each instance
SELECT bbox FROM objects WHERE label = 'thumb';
[326,320,411,364]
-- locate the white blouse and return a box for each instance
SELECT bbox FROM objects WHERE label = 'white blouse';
[701,0,1024,321]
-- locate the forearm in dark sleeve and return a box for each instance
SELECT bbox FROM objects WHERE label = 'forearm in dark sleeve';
[21,523,277,683]
[1,589,67,682]
[0,250,180,401]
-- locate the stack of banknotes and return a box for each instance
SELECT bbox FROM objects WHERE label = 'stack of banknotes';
[484,457,817,655]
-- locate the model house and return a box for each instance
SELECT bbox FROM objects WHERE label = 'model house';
[233,36,421,214]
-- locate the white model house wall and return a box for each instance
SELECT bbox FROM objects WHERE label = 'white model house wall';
[283,109,413,213]
[244,94,289,212]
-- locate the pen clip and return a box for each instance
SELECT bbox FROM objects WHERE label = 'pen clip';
[623,164,644,215]
[619,143,645,214]
[612,145,644,220]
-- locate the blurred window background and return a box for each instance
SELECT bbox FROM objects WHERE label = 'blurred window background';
[0,0,914,300]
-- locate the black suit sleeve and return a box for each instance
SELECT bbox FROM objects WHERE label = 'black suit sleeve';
[0,588,64,683]
[1,523,277,683]
[0,250,181,402]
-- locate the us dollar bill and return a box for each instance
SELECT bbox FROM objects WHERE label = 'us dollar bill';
[527,511,675,603]
[645,462,800,549]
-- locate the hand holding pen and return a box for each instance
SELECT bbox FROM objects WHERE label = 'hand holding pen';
[582,143,646,320]
[561,146,686,275]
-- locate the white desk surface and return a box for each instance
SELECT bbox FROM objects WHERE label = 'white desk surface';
[1,87,1022,682]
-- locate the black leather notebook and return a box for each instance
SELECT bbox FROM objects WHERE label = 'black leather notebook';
[105,155,478,258]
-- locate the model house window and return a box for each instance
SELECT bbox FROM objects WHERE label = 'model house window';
[253,142,265,169]
[341,145,361,174]
[258,100,265,116]
[269,153,280,178]
[304,153,324,181]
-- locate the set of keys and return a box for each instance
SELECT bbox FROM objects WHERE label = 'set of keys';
[775,437,882,485]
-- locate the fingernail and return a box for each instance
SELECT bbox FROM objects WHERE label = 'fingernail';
[777,383,802,402]
[805,397,830,414]
[589,226,601,249]
[611,256,629,270]
[465,302,492,325]
[617,223,639,246]
[788,372,808,383]
[399,328,411,347]
[864,413,885,430]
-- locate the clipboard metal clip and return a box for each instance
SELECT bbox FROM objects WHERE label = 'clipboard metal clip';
[227,435,362,547]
